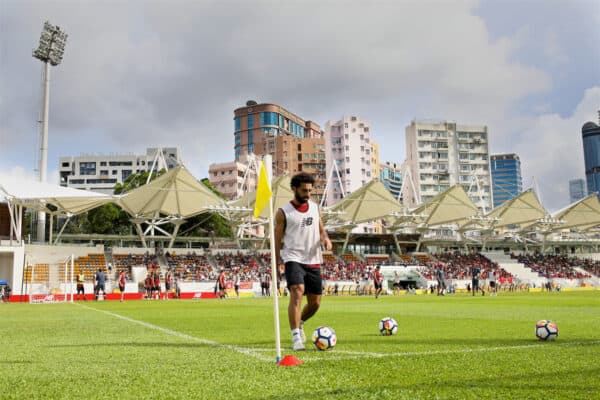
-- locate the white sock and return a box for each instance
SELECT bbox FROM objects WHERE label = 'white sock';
[291,328,300,338]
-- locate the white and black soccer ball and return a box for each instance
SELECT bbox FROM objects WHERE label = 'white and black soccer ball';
[312,326,337,351]
[379,317,398,336]
[535,319,558,341]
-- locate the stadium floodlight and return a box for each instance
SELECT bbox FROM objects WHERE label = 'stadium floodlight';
[32,20,68,243]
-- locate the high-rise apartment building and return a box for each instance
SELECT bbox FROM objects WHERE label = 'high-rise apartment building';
[569,178,586,203]
[404,120,492,212]
[59,147,180,194]
[233,102,326,203]
[490,154,522,208]
[380,162,403,200]
[324,116,374,206]
[582,118,600,198]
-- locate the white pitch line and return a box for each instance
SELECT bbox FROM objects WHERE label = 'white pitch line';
[297,340,600,362]
[76,303,272,362]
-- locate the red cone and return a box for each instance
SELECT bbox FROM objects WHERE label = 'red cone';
[278,355,303,366]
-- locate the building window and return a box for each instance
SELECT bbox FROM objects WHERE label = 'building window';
[235,116,241,131]
[247,115,254,129]
[79,162,96,176]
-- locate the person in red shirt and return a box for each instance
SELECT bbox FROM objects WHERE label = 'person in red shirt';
[218,269,227,299]
[373,265,383,299]
[118,269,127,302]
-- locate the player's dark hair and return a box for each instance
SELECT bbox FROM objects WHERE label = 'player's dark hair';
[290,172,315,189]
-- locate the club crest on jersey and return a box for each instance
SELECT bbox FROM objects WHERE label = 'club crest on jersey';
[300,217,313,228]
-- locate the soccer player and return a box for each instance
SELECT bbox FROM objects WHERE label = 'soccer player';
[94,268,106,300]
[274,172,332,351]
[233,269,240,299]
[392,271,401,296]
[153,267,161,300]
[76,272,86,301]
[217,269,227,299]
[489,269,497,296]
[373,265,383,298]
[144,273,153,300]
[164,268,172,300]
[118,269,126,302]
[471,264,484,296]
[436,264,445,296]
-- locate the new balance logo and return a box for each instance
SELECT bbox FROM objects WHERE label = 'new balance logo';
[300,217,313,228]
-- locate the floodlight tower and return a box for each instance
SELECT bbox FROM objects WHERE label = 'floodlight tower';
[32,21,68,243]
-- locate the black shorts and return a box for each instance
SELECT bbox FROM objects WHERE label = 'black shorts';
[119,285,125,293]
[77,284,84,294]
[96,284,105,292]
[489,281,496,288]
[374,282,382,290]
[472,279,479,289]
[219,284,226,291]
[165,283,171,291]
[153,286,160,291]
[393,283,401,288]
[234,285,239,291]
[284,262,322,295]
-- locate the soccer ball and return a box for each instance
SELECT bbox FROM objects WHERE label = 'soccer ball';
[312,326,337,351]
[535,319,558,341]
[379,317,398,336]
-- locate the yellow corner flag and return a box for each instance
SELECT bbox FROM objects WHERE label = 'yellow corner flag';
[254,160,272,218]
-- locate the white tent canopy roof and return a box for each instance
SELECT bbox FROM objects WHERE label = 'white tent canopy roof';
[411,184,479,227]
[116,165,226,218]
[0,175,112,215]
[549,193,600,231]
[327,180,403,225]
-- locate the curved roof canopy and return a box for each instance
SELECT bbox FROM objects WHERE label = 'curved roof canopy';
[411,184,478,227]
[0,176,112,215]
[549,194,600,231]
[327,180,403,225]
[116,165,225,218]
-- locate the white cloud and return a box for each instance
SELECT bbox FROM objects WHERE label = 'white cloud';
[515,86,600,211]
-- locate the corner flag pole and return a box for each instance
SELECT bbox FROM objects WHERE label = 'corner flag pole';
[264,155,282,363]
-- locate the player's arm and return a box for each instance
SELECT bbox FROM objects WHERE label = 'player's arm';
[318,209,332,251]
[274,209,285,270]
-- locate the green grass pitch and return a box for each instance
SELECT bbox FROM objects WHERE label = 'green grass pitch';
[1,291,599,399]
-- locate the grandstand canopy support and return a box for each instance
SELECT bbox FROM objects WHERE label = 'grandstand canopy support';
[4,199,24,246]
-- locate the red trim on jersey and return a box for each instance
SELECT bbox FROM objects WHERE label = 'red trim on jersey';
[307,264,321,269]
[290,201,309,213]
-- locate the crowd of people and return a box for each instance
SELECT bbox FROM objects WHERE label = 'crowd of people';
[512,254,593,279]
[418,252,514,283]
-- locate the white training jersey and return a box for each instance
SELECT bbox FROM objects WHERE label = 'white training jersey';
[280,200,322,265]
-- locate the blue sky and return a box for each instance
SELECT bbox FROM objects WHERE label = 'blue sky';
[1,0,599,211]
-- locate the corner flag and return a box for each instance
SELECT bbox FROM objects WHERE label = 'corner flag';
[254,160,272,218]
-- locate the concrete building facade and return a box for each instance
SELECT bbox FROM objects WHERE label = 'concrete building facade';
[324,116,374,206]
[59,147,180,194]
[404,120,492,212]
[233,102,326,203]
